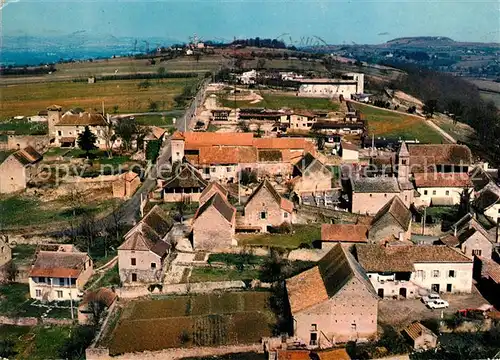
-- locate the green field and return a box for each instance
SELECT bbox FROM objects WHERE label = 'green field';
[105,292,275,355]
[237,224,320,249]
[0,325,74,360]
[0,118,48,135]
[189,267,261,282]
[220,93,340,111]
[0,77,199,119]
[352,103,445,143]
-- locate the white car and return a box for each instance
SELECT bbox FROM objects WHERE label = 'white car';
[427,299,449,309]
[422,293,441,304]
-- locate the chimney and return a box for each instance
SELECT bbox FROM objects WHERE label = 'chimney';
[398,232,404,242]
[454,226,457,237]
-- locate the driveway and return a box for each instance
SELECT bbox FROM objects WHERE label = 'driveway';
[378,286,492,329]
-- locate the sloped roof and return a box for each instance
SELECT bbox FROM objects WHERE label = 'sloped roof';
[356,244,472,273]
[200,181,228,201]
[122,171,139,182]
[474,184,500,211]
[57,112,107,126]
[452,213,491,241]
[294,153,331,177]
[286,244,376,314]
[403,322,436,341]
[197,146,258,165]
[341,141,358,152]
[439,234,460,247]
[408,144,472,172]
[194,192,236,223]
[163,164,207,189]
[80,287,117,307]
[141,205,173,239]
[253,137,315,152]
[321,224,369,243]
[246,180,294,213]
[10,146,42,166]
[30,251,89,278]
[399,142,410,157]
[478,256,500,284]
[180,131,255,149]
[258,149,283,162]
[371,196,411,230]
[352,177,400,193]
[413,172,471,188]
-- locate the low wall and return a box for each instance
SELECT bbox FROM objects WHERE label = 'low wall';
[0,315,73,326]
[5,135,50,151]
[117,280,246,299]
[62,175,120,184]
[86,343,262,360]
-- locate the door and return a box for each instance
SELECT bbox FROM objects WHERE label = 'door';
[399,287,407,298]
[378,288,384,298]
[431,284,440,293]
[446,284,452,292]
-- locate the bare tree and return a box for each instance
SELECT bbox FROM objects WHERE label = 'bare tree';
[87,300,106,328]
[3,261,18,283]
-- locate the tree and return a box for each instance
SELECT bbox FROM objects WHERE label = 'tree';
[237,120,250,133]
[113,117,140,151]
[3,261,18,283]
[0,339,16,358]
[157,67,166,76]
[148,100,159,112]
[87,300,106,328]
[234,57,244,71]
[112,105,119,114]
[77,126,97,157]
[58,326,96,360]
[407,105,417,114]
[423,99,438,117]
[239,168,257,186]
[102,115,116,159]
[257,58,266,70]
[175,197,189,221]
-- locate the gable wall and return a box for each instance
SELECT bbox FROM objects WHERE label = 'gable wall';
[462,232,493,259]
[0,156,27,193]
[193,207,235,251]
[118,249,162,284]
[244,187,286,231]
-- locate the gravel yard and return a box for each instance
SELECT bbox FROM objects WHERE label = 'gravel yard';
[378,285,492,329]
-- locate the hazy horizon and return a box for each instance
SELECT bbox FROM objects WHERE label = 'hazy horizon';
[2,0,499,45]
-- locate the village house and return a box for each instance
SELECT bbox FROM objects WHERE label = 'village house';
[0,146,42,194]
[244,180,294,232]
[143,126,166,151]
[293,73,364,99]
[350,177,403,215]
[112,171,141,199]
[192,192,236,250]
[471,165,500,223]
[287,110,318,131]
[162,163,207,202]
[118,206,173,284]
[311,118,366,137]
[368,196,412,243]
[402,322,438,351]
[171,131,315,183]
[292,153,334,194]
[355,244,473,299]
[210,108,232,122]
[413,172,472,207]
[199,181,229,205]
[286,244,378,347]
[320,224,370,249]
[437,213,494,259]
[48,106,110,148]
[339,141,359,162]
[29,247,93,301]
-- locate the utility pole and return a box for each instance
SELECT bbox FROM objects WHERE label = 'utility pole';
[69,276,74,320]
[422,206,427,235]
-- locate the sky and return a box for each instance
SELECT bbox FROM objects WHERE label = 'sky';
[2,0,499,45]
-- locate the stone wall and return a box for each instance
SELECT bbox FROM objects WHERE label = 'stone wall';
[5,135,50,151]
[0,315,73,326]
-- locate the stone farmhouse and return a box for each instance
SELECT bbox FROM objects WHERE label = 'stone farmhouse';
[286,244,378,347]
[243,180,294,232]
[29,246,93,301]
[47,105,110,148]
[170,131,315,183]
[293,73,364,99]
[0,146,42,194]
[291,153,334,195]
[118,206,173,284]
[402,321,438,351]
[192,192,236,250]
[350,177,404,215]
[199,181,229,205]
[162,163,208,202]
[320,196,412,248]
[437,213,495,259]
[355,244,473,298]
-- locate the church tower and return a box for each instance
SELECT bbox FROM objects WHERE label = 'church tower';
[47,105,62,139]
[398,141,410,183]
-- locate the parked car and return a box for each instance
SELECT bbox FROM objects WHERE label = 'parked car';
[422,293,441,304]
[427,299,449,309]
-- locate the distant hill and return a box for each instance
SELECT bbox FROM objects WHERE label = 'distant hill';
[385,36,455,46]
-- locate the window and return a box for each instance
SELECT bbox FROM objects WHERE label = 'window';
[71,278,76,285]
[384,194,387,197]
[57,130,62,136]
[59,278,65,286]
[38,277,46,283]
[446,284,453,292]
[0,246,3,253]
[131,273,137,282]
[211,167,216,173]
[445,190,450,196]
[432,190,437,195]
[472,249,482,256]
[416,270,425,279]
[311,324,317,331]
[131,258,136,266]
[260,211,267,219]
[56,290,63,298]
[432,270,440,278]
[369,194,372,197]
[284,212,288,218]
[309,332,318,346]
[448,270,456,278]
[424,190,428,195]
[35,289,41,297]
[151,262,156,269]
[402,159,407,165]
[204,168,210,175]
[226,167,231,172]
[351,323,357,331]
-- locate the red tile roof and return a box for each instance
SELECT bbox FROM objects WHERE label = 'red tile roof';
[30,251,89,278]
[181,131,254,148]
[57,112,107,126]
[413,172,472,188]
[197,146,258,165]
[321,224,369,243]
